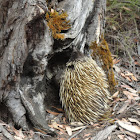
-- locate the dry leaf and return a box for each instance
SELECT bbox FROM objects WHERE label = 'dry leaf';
[51,8,54,13]
[119,127,124,132]
[49,122,65,134]
[51,106,64,112]
[57,131,64,135]
[70,122,84,126]
[92,125,117,140]
[121,73,125,77]
[119,126,136,138]
[58,138,66,140]
[125,131,136,139]
[0,122,7,126]
[90,122,94,125]
[92,123,100,127]
[57,124,65,129]
[134,61,140,66]
[36,5,45,14]
[131,75,137,81]
[125,76,132,81]
[29,130,34,138]
[125,71,137,81]
[46,109,60,115]
[111,25,116,30]
[112,91,119,98]
[118,135,125,139]
[18,129,24,139]
[125,71,133,76]
[71,126,86,131]
[113,65,121,73]
[13,128,25,139]
[34,128,47,134]
[108,135,111,140]
[65,126,72,136]
[123,91,138,100]
[14,136,23,140]
[84,133,91,137]
[50,121,58,129]
[63,117,66,124]
[126,136,135,140]
[130,87,137,93]
[113,59,121,64]
[118,120,140,134]
[123,91,133,99]
[121,84,129,88]
[57,125,66,134]
[112,98,125,103]
[117,100,130,114]
[122,118,130,123]
[120,72,135,81]
[121,84,137,94]
[128,118,140,126]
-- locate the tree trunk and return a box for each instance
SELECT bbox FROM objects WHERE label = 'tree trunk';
[0,0,106,135]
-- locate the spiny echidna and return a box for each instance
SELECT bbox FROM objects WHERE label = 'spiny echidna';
[59,51,112,123]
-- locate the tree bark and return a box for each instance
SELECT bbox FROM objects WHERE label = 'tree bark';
[0,0,106,135]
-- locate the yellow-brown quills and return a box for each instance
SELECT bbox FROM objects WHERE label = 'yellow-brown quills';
[60,51,112,123]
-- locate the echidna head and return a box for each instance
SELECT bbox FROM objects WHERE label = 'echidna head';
[69,50,85,62]
[66,50,86,69]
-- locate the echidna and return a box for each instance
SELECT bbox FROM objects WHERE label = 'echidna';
[59,51,112,123]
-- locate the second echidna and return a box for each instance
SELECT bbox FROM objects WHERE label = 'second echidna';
[59,51,112,123]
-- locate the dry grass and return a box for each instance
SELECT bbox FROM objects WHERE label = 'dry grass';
[105,0,140,58]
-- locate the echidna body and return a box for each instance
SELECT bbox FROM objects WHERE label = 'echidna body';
[60,51,112,123]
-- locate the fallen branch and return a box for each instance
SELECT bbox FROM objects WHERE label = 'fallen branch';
[91,124,117,140]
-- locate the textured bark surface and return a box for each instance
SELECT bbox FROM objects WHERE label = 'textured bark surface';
[0,0,106,135]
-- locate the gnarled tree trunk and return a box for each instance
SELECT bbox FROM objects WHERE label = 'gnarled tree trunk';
[0,0,106,135]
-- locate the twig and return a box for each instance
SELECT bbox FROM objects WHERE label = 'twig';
[68,125,88,140]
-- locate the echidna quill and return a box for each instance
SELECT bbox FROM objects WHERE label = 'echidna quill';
[59,51,112,123]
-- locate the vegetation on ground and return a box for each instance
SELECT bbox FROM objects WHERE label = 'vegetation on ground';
[105,0,140,58]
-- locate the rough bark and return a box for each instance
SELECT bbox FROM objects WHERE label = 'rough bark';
[0,0,106,136]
